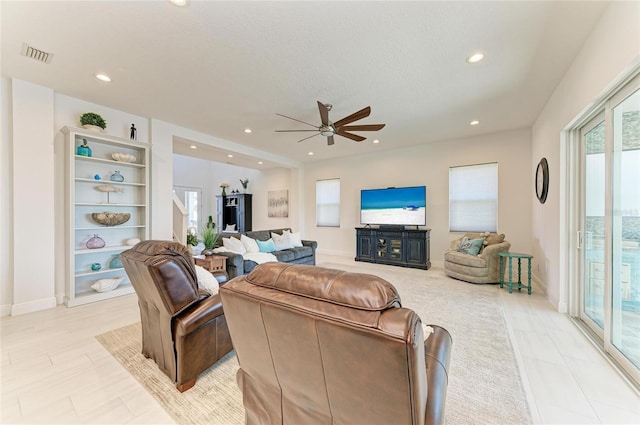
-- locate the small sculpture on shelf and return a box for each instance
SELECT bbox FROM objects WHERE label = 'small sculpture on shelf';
[91,212,130,226]
[96,185,124,204]
[130,123,137,140]
[91,262,102,271]
[240,178,249,193]
[91,277,124,293]
[110,170,125,182]
[86,234,106,249]
[94,174,101,180]
[76,139,92,157]
[109,255,123,269]
[220,182,229,196]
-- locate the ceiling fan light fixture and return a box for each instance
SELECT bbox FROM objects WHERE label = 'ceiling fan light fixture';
[320,128,334,137]
[244,128,252,133]
[470,120,480,126]
[373,139,380,144]
[96,73,111,82]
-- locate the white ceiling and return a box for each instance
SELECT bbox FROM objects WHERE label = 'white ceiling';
[1,1,609,167]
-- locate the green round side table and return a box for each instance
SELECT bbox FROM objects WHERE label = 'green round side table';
[499,252,533,295]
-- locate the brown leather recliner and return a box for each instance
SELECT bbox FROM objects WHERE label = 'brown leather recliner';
[121,240,233,392]
[219,262,453,425]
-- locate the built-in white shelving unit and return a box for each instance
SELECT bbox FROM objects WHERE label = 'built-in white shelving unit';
[61,126,149,307]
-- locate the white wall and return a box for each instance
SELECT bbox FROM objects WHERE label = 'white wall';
[303,128,532,265]
[531,1,640,311]
[1,76,13,316]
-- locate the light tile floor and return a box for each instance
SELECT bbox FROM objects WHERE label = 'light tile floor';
[1,255,638,424]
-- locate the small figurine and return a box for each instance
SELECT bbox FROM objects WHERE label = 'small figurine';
[130,123,137,140]
[93,174,101,180]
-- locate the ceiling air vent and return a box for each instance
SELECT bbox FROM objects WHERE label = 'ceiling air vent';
[20,43,53,64]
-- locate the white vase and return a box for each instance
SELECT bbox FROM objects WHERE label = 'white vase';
[82,124,103,132]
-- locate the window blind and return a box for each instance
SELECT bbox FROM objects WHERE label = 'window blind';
[449,163,498,232]
[316,178,340,227]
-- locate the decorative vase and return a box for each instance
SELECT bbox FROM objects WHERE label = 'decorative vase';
[109,255,123,269]
[94,174,101,180]
[201,247,215,256]
[221,187,226,196]
[82,124,103,132]
[110,170,124,182]
[76,139,92,157]
[91,262,102,271]
[86,234,106,249]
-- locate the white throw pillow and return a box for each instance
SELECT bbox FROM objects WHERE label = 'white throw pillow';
[223,237,246,254]
[284,230,303,247]
[225,224,237,232]
[194,264,219,295]
[240,234,260,253]
[271,232,294,250]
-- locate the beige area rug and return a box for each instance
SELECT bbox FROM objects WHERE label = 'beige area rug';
[97,262,531,425]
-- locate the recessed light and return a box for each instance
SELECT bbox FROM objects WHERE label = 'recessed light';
[227,154,233,158]
[96,73,111,82]
[470,120,480,126]
[373,139,380,144]
[466,52,484,63]
[258,161,263,165]
[244,128,252,134]
[308,152,314,156]
[169,0,189,6]
[190,145,197,149]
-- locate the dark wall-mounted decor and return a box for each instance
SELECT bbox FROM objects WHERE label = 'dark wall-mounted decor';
[535,157,549,204]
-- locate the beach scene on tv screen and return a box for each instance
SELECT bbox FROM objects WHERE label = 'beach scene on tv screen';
[361,186,426,225]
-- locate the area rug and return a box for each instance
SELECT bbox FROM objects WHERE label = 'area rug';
[97,262,531,425]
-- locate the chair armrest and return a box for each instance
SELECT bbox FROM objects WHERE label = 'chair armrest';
[424,325,452,425]
[173,294,224,336]
[302,240,317,250]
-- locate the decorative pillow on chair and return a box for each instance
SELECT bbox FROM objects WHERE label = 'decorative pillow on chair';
[194,264,219,295]
[457,236,484,256]
[256,238,277,253]
[225,224,237,232]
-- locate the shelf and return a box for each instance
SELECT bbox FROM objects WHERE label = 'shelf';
[75,203,146,207]
[75,267,125,278]
[75,225,145,231]
[75,245,130,255]
[75,155,145,168]
[75,177,145,187]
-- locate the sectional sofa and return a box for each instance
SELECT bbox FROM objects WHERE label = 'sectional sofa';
[213,228,317,279]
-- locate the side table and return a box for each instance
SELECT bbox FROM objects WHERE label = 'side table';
[499,252,533,295]
[193,255,226,273]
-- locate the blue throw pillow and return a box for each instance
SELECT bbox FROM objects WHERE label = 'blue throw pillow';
[256,238,277,253]
[457,236,484,256]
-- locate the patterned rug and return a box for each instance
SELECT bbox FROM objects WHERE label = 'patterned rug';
[96,262,531,425]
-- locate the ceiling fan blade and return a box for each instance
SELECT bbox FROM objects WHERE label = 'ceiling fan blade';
[276,113,318,129]
[339,124,385,132]
[333,106,371,128]
[327,135,334,146]
[317,101,330,126]
[336,129,366,142]
[275,129,319,132]
[296,133,321,143]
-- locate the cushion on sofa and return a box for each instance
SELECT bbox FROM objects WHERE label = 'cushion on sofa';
[457,236,484,255]
[272,250,295,262]
[289,246,313,260]
[256,238,277,253]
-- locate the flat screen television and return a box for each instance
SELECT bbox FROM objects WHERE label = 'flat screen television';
[360,186,426,226]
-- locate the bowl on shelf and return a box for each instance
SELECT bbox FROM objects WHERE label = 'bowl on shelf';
[111,153,136,163]
[91,212,131,226]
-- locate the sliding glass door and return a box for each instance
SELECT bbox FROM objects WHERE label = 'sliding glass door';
[577,75,639,382]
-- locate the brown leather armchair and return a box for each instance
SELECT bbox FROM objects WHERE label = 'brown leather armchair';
[220,263,453,425]
[121,240,233,392]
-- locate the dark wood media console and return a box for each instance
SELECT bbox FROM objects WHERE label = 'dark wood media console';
[355,227,431,269]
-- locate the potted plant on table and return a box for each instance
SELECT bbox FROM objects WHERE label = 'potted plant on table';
[200,224,219,256]
[80,112,107,132]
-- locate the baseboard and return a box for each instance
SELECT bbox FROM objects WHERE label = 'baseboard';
[429,260,444,269]
[10,297,56,316]
[1,304,12,317]
[316,248,352,257]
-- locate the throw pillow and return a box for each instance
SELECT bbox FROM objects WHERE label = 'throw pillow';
[240,234,260,253]
[225,224,237,232]
[457,236,484,256]
[194,264,219,295]
[256,238,277,253]
[271,232,294,250]
[283,230,303,247]
[485,233,506,246]
[223,237,246,254]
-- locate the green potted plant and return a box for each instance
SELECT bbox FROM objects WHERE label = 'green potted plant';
[200,225,219,256]
[80,112,107,132]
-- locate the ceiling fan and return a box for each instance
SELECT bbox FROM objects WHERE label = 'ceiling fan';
[276,101,385,146]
